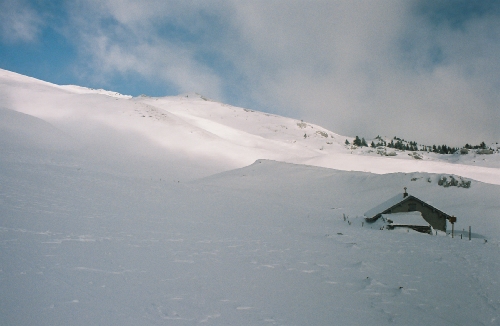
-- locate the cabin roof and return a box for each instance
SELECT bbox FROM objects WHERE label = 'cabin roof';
[364,193,452,221]
[364,193,405,219]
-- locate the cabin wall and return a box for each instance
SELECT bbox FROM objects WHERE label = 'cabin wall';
[387,225,432,234]
[388,199,447,232]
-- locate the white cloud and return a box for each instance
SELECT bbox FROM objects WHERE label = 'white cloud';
[61,0,499,145]
[217,1,500,145]
[0,0,44,43]
[65,0,224,98]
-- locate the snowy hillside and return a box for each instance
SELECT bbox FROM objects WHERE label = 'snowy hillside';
[1,68,499,184]
[1,69,500,325]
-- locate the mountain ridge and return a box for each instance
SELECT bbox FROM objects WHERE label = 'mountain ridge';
[1,68,499,184]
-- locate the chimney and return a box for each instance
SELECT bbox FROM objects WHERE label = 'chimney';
[403,187,408,198]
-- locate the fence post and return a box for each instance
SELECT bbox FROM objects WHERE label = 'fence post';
[469,226,471,240]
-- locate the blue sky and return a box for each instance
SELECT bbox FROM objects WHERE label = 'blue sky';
[1,0,499,146]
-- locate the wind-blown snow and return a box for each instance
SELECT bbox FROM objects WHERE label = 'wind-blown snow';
[1,69,499,325]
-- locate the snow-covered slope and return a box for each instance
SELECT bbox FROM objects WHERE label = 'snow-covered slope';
[1,156,499,325]
[1,69,499,325]
[1,68,499,184]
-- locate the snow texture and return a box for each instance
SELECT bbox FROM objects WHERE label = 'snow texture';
[1,69,500,325]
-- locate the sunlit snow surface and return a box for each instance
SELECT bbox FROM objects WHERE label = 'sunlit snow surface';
[1,69,500,325]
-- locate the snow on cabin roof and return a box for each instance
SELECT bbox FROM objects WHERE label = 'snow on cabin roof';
[382,212,429,227]
[364,193,405,219]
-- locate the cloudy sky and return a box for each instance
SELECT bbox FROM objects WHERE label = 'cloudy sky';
[1,0,499,146]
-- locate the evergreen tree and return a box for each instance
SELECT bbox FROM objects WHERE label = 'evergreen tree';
[345,139,350,145]
[371,141,376,148]
[361,138,368,147]
[353,136,362,146]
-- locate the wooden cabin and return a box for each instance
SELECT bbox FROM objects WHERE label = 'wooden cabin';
[364,189,453,232]
[382,212,432,234]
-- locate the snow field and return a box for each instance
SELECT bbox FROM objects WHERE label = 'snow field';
[2,155,500,325]
[1,69,500,325]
